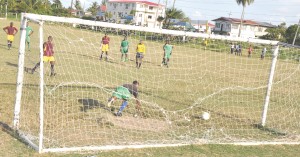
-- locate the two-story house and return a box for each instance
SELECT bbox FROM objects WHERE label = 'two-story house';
[212,17,276,38]
[107,0,165,28]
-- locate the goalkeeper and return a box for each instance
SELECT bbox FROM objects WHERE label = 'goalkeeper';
[107,80,141,117]
[161,40,173,68]
[120,36,129,62]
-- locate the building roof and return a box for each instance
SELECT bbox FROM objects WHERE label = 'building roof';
[212,17,276,28]
[108,0,164,6]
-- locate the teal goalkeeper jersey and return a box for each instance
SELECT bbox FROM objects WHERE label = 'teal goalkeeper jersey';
[121,40,129,48]
[164,44,172,54]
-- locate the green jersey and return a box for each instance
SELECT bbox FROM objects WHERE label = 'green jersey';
[164,44,172,54]
[121,40,129,47]
[26,26,33,37]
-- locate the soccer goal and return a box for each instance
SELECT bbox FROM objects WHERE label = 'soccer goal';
[14,13,300,153]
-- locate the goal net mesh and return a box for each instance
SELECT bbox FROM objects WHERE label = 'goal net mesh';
[17,14,300,152]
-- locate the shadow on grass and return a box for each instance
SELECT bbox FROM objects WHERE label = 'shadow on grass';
[6,62,18,68]
[78,98,114,113]
[252,124,288,136]
[0,121,32,150]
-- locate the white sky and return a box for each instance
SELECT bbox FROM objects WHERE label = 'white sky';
[61,0,300,26]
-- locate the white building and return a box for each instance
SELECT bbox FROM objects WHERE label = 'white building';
[212,17,276,38]
[107,0,165,28]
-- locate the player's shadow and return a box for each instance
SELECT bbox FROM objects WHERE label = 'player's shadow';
[78,98,107,112]
[6,62,18,68]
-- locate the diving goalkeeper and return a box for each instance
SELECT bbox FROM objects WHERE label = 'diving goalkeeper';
[107,80,141,117]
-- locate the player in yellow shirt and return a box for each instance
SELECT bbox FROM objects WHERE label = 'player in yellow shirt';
[136,40,146,69]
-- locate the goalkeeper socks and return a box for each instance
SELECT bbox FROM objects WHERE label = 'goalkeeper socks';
[50,64,55,76]
[138,63,141,68]
[118,101,128,113]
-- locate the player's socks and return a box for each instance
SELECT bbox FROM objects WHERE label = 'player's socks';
[118,101,128,114]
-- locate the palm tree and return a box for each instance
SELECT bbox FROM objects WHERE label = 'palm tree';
[164,8,185,29]
[157,16,164,28]
[87,2,98,16]
[236,0,254,37]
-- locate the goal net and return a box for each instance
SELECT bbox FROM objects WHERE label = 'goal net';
[14,13,300,153]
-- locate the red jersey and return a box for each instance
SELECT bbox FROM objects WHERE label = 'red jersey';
[43,42,54,56]
[102,36,110,44]
[4,26,18,35]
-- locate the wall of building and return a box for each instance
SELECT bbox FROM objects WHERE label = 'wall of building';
[107,2,165,28]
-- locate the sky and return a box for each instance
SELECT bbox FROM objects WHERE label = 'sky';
[61,0,300,26]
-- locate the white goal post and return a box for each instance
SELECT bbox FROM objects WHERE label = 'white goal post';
[13,13,300,153]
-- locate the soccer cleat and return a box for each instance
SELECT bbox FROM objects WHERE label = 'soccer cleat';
[31,69,35,74]
[114,112,122,117]
[50,73,56,77]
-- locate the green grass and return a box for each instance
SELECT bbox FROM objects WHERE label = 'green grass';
[0,18,300,156]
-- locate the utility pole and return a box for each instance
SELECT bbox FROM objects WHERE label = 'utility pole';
[154,0,161,28]
[292,19,300,46]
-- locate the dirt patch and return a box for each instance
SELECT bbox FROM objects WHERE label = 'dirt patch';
[107,114,170,132]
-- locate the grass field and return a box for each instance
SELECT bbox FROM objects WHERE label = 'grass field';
[0,18,300,156]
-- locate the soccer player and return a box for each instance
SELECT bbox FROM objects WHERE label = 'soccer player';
[248,45,253,58]
[99,33,110,61]
[31,36,56,76]
[261,47,267,60]
[107,80,141,117]
[230,43,235,54]
[161,40,173,68]
[120,36,129,62]
[3,22,18,50]
[25,22,34,51]
[136,40,146,69]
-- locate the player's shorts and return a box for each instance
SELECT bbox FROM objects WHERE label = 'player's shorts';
[136,52,144,59]
[121,47,128,54]
[26,36,30,43]
[43,56,55,62]
[112,86,131,100]
[101,44,109,52]
[7,35,14,42]
[164,51,171,59]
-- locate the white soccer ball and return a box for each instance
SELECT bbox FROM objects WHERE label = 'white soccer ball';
[202,112,210,120]
[80,38,84,41]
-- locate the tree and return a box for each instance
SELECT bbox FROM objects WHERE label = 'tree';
[52,0,63,9]
[260,22,286,41]
[105,12,112,21]
[157,16,164,28]
[164,8,185,29]
[101,0,108,6]
[285,24,300,45]
[235,0,254,37]
[87,2,98,16]
[75,0,82,11]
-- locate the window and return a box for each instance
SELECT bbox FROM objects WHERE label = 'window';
[226,24,230,29]
[139,14,142,17]
[132,3,135,7]
[126,4,129,9]
[258,27,263,32]
[138,22,141,25]
[140,5,143,8]
[250,26,255,31]
[232,24,238,29]
[216,23,220,28]
[149,6,153,10]
[110,3,112,6]
[120,3,122,6]
[148,15,152,19]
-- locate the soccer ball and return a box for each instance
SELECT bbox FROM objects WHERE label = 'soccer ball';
[201,112,210,120]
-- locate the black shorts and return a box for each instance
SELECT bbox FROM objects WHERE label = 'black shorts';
[136,52,144,59]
